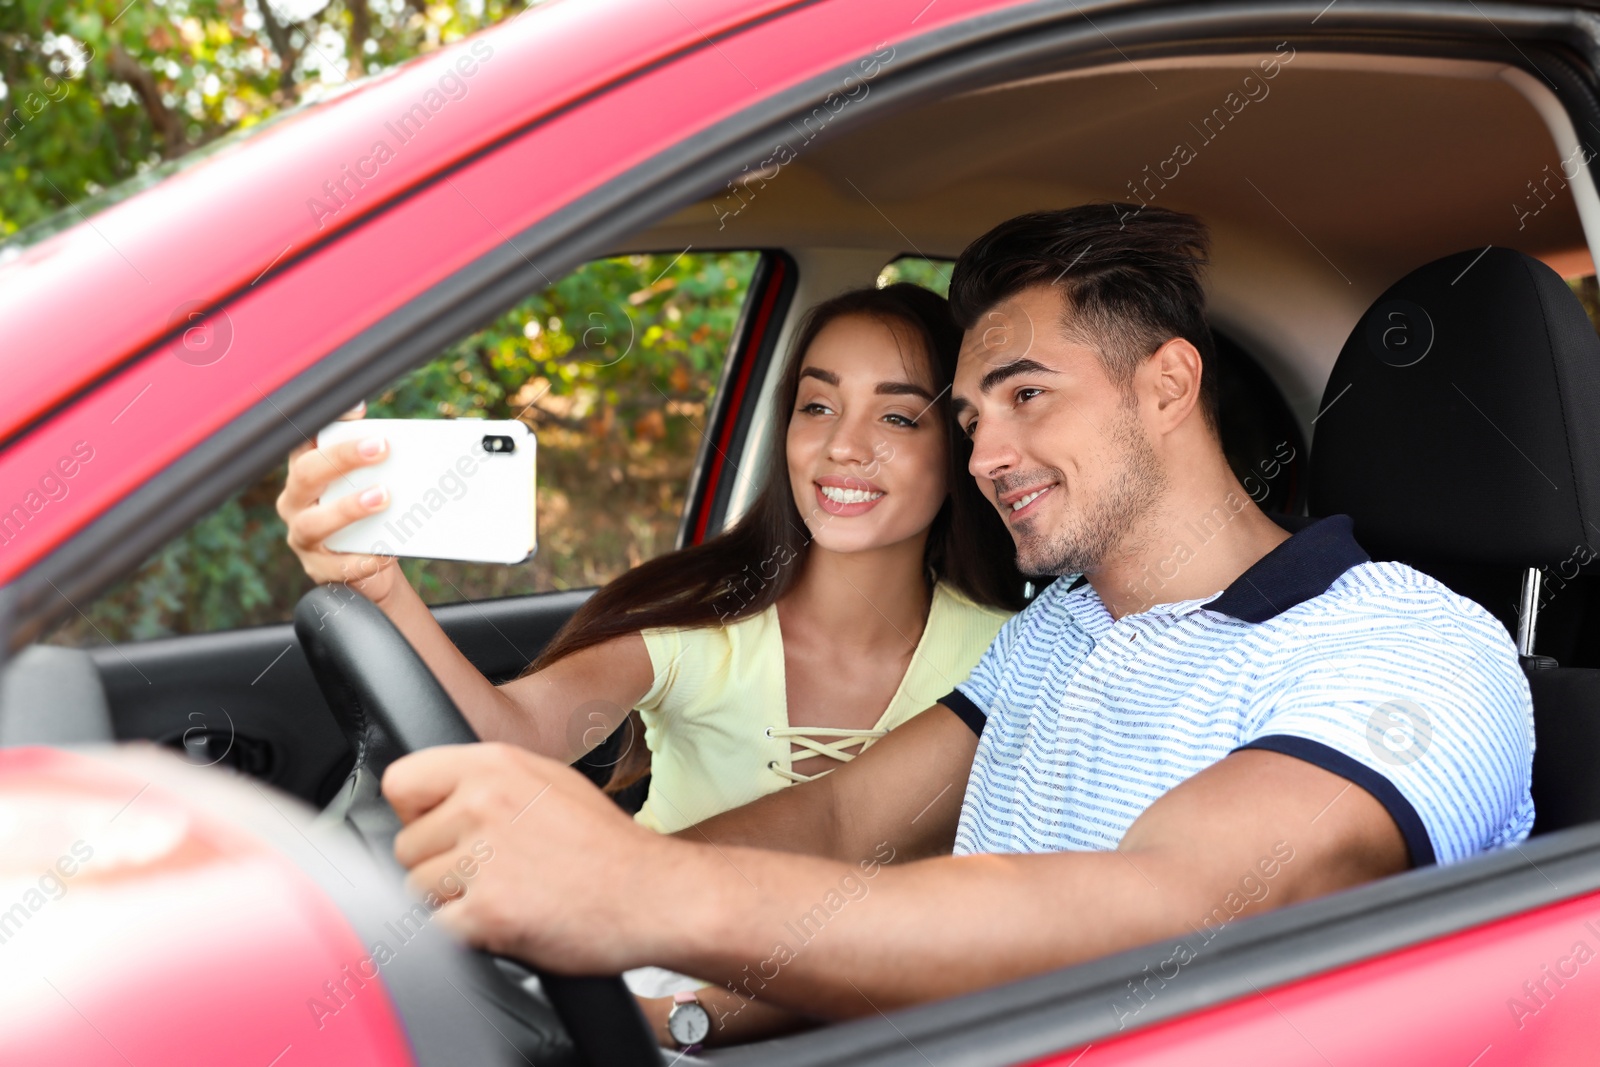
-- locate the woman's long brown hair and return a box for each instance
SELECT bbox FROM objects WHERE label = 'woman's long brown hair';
[521,283,1028,793]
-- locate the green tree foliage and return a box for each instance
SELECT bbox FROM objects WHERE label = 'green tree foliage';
[0,0,535,239]
[876,256,952,297]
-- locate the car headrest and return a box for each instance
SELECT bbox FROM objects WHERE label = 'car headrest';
[1309,246,1600,568]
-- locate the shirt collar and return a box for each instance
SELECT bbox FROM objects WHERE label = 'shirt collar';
[1062,514,1371,624]
[1200,513,1370,622]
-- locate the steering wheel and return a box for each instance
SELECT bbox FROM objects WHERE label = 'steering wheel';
[292,584,661,1067]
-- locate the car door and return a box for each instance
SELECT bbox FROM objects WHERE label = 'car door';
[8,2,1600,1065]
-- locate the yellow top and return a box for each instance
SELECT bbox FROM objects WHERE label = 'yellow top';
[632,581,1013,834]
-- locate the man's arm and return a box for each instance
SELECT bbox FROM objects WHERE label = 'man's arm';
[677,703,978,861]
[385,742,1405,1018]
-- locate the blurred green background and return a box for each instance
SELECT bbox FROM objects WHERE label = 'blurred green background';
[2,0,535,238]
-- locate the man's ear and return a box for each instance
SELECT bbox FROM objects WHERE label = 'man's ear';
[1145,337,1203,432]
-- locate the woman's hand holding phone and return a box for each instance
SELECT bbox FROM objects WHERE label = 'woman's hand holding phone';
[276,403,621,761]
[277,400,402,606]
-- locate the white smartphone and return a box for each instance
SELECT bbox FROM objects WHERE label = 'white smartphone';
[317,418,537,565]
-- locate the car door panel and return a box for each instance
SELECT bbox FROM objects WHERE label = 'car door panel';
[1036,888,1600,1065]
[87,588,592,805]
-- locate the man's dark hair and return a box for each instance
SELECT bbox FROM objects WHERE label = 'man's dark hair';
[948,203,1220,431]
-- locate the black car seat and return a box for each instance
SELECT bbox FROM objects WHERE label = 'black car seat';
[1309,245,1600,835]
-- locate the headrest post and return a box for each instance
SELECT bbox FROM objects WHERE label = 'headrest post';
[1517,567,1542,658]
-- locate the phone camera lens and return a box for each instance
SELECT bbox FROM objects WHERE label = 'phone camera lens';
[482,435,516,454]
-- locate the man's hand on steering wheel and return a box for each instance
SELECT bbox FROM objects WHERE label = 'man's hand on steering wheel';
[385,742,671,974]
[292,587,663,1064]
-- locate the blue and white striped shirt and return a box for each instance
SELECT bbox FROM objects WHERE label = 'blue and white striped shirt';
[943,515,1535,866]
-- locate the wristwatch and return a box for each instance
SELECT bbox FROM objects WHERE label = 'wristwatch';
[666,989,711,1053]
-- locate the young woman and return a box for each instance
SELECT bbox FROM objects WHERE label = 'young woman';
[278,282,1027,1045]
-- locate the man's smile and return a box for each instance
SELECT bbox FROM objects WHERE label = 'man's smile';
[998,480,1058,522]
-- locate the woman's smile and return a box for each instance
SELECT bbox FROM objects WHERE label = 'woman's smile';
[814,475,887,516]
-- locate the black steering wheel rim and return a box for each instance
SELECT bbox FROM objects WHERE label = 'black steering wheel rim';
[292,584,660,1067]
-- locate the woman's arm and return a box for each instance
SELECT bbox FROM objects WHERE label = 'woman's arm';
[278,413,652,759]
[368,577,652,760]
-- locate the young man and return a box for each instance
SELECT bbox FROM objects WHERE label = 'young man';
[382,204,1533,1031]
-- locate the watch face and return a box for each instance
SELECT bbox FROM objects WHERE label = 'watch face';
[668,1000,711,1046]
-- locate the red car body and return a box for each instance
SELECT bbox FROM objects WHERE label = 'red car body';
[5,0,1600,1063]
[0,747,418,1066]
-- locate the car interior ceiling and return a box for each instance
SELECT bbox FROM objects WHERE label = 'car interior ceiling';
[6,49,1600,842]
[632,51,1593,423]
